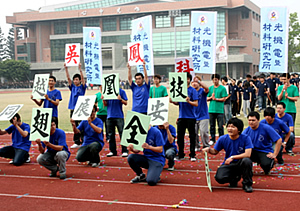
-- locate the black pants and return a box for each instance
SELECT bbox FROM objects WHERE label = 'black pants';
[0,146,29,166]
[70,110,83,145]
[287,112,296,135]
[237,97,242,114]
[250,150,274,174]
[250,99,256,112]
[97,115,107,140]
[268,91,276,106]
[177,118,196,158]
[231,100,238,117]
[215,158,253,186]
[76,142,103,163]
[209,113,224,142]
[106,118,127,154]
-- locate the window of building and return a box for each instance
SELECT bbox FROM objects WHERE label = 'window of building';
[54,21,67,34]
[252,11,255,19]
[120,17,133,30]
[216,11,226,43]
[17,45,27,54]
[155,14,171,28]
[253,32,256,36]
[102,17,117,32]
[256,14,259,21]
[86,18,100,27]
[70,20,83,34]
[17,56,28,61]
[102,35,130,46]
[51,38,82,62]
[229,47,240,55]
[175,12,190,27]
[241,11,249,19]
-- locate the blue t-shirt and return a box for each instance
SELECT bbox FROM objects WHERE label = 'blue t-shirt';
[77,118,104,147]
[243,88,250,100]
[214,134,253,165]
[275,113,294,127]
[42,128,70,160]
[194,88,209,120]
[130,81,150,113]
[143,127,166,166]
[106,89,128,119]
[249,86,256,100]
[154,125,178,154]
[261,118,290,140]
[43,89,62,117]
[178,86,198,119]
[5,123,31,152]
[257,81,268,97]
[231,85,239,101]
[242,123,281,153]
[68,84,86,110]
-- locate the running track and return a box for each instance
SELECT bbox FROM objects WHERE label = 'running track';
[0,135,299,211]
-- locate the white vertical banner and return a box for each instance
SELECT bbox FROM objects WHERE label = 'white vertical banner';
[216,36,228,62]
[65,43,81,66]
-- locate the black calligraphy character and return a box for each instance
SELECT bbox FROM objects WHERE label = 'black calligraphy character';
[103,75,118,96]
[124,115,147,145]
[74,98,90,117]
[148,100,168,121]
[33,77,46,96]
[0,105,21,119]
[170,76,187,99]
[32,109,50,137]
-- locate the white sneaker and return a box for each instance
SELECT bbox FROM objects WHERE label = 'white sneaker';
[91,163,100,168]
[9,160,13,164]
[237,114,240,117]
[208,140,214,146]
[26,157,30,163]
[121,152,128,157]
[70,144,80,149]
[167,166,174,171]
[190,157,197,162]
[106,152,116,157]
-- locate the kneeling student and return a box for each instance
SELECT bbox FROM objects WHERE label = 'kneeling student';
[203,118,254,193]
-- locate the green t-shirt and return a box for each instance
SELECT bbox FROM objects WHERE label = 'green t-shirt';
[277,85,299,113]
[95,92,107,115]
[207,85,228,114]
[149,85,168,98]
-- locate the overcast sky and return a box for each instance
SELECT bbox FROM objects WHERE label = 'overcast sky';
[1,0,300,36]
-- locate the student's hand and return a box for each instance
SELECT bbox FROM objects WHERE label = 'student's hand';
[127,62,131,69]
[186,96,190,103]
[87,117,92,124]
[285,92,288,98]
[225,157,233,165]
[163,122,169,129]
[237,99,239,103]
[78,63,82,70]
[44,94,49,101]
[30,95,33,100]
[43,141,50,147]
[267,152,276,159]
[142,143,150,149]
[202,147,210,153]
[283,84,288,90]
[64,63,67,68]
[70,119,76,126]
[169,98,173,103]
[282,142,286,147]
[143,59,146,66]
[35,139,41,145]
[101,94,104,100]
[212,93,216,101]
[11,117,18,126]
[117,95,122,101]
[127,144,134,152]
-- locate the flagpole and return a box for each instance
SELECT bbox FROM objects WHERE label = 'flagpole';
[225,33,229,77]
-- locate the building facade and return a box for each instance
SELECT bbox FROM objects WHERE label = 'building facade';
[6,0,260,80]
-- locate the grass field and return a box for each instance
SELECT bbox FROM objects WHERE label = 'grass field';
[0,88,300,133]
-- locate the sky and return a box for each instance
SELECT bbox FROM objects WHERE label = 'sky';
[1,0,300,36]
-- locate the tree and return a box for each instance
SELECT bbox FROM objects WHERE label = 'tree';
[6,28,15,60]
[0,27,8,61]
[0,60,30,82]
[288,12,300,72]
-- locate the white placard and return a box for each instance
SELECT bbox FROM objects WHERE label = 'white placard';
[175,57,195,78]
[72,95,97,121]
[32,74,49,99]
[30,108,52,142]
[147,97,169,125]
[127,41,144,66]
[65,43,81,66]
[0,104,23,121]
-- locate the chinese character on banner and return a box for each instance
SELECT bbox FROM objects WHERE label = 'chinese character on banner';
[259,7,288,73]
[121,111,151,151]
[175,57,195,78]
[102,73,120,100]
[127,41,144,66]
[65,43,81,66]
[72,95,97,121]
[0,105,23,121]
[169,72,188,102]
[31,74,50,99]
[147,97,169,125]
[29,108,52,142]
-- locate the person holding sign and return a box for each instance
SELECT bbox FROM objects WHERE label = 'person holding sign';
[0,113,31,166]
[71,105,103,168]
[65,63,87,149]
[154,122,177,171]
[36,118,70,179]
[127,60,150,114]
[31,76,62,128]
[203,118,253,193]
[242,112,282,175]
[149,74,168,98]
[170,72,198,161]
[127,126,165,186]
[103,88,128,157]
[207,74,228,146]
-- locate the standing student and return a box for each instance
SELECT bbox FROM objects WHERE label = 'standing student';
[249,81,257,112]
[257,75,269,112]
[127,61,150,114]
[65,63,86,148]
[266,73,279,107]
[221,77,232,124]
[149,74,168,98]
[207,74,228,145]
[237,81,243,116]
[242,82,251,117]
[31,76,62,127]
[230,79,239,117]
[0,113,31,166]
[170,72,198,161]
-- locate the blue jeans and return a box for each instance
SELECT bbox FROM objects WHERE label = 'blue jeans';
[209,113,224,142]
[258,96,267,109]
[224,103,232,124]
[0,146,29,166]
[76,142,103,163]
[128,154,163,186]
[107,118,127,154]
[165,147,176,168]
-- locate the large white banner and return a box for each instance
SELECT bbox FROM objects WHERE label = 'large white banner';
[72,95,97,121]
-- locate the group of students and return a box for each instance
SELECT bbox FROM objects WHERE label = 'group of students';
[0,61,298,192]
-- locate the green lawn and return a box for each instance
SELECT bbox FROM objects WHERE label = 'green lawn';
[0,89,299,133]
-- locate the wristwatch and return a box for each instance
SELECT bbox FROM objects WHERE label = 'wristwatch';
[230,156,234,159]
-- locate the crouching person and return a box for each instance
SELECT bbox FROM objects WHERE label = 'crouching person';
[72,105,104,167]
[203,118,254,193]
[127,126,165,186]
[36,118,70,179]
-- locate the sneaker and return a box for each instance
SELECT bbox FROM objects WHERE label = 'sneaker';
[70,144,80,149]
[50,167,59,177]
[121,152,128,157]
[91,163,100,168]
[229,181,238,188]
[277,159,284,165]
[26,157,31,163]
[167,166,174,171]
[60,173,67,180]
[208,140,214,146]
[174,156,184,161]
[287,151,295,156]
[237,114,240,117]
[195,147,201,152]
[130,173,146,183]
[243,185,253,193]
[190,157,197,162]
[106,152,117,157]
[9,160,13,164]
